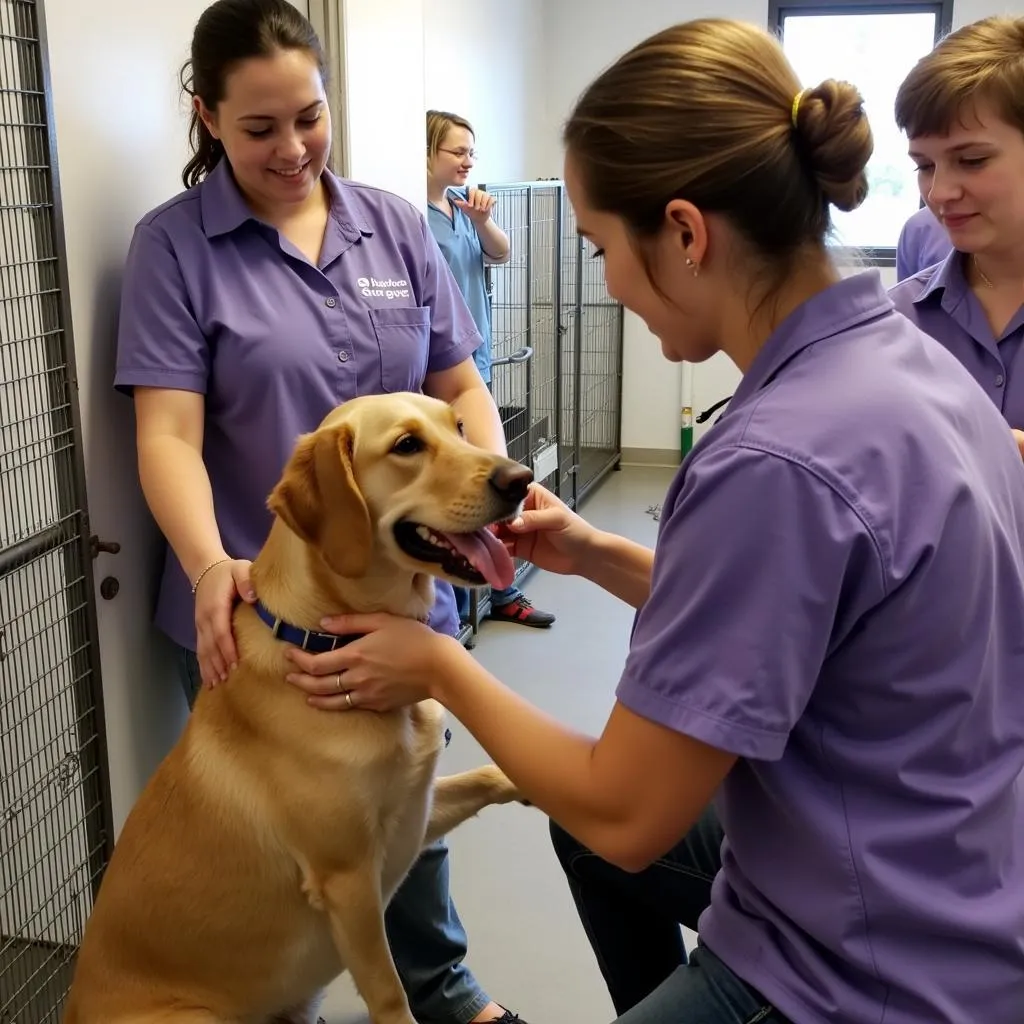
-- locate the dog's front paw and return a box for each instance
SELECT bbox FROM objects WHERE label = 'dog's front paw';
[477,764,528,806]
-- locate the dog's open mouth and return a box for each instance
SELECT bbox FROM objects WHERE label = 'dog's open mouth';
[393,521,516,589]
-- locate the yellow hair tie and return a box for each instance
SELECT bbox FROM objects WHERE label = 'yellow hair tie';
[792,88,807,128]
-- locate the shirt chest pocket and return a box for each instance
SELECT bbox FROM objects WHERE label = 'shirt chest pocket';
[368,306,431,393]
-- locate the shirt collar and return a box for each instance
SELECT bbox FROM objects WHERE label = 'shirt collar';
[199,159,253,237]
[322,170,375,240]
[200,159,374,242]
[911,248,1012,353]
[914,248,968,307]
[731,270,894,409]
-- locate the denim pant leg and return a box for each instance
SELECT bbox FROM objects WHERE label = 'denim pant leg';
[177,647,202,711]
[454,585,472,622]
[175,646,489,1024]
[550,806,726,1015]
[613,943,791,1024]
[488,584,523,608]
[385,840,490,1023]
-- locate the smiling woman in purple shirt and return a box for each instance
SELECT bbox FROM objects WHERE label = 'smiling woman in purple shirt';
[890,15,1024,461]
[284,17,1024,1024]
[113,1,523,1022]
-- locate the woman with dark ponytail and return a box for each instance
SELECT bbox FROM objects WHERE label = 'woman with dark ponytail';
[114,2,524,1022]
[177,0,328,189]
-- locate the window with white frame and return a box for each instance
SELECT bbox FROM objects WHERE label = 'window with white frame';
[770,0,954,264]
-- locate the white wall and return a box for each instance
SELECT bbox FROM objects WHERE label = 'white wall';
[341,0,548,205]
[43,0,228,833]
[341,0,427,207]
[953,0,1024,26]
[423,0,546,185]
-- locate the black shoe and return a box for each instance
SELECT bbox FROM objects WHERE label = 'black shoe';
[487,595,555,628]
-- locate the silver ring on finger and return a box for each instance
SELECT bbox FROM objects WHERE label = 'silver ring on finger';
[335,672,343,692]
[345,691,354,709]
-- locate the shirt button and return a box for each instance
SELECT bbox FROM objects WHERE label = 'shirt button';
[338,350,350,363]
[996,373,1005,387]
[325,297,337,308]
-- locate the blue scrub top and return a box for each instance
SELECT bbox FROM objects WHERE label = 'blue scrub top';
[427,187,491,383]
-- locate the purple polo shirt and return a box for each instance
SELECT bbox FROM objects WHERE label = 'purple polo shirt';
[114,161,482,650]
[895,206,951,282]
[618,272,1024,1023]
[890,250,1024,430]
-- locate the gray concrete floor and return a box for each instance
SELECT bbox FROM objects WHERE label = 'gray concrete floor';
[320,465,690,1024]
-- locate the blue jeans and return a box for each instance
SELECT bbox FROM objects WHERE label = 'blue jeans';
[454,584,522,621]
[178,649,490,1023]
[551,809,791,1024]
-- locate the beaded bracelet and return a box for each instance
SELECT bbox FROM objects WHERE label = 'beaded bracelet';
[191,557,231,595]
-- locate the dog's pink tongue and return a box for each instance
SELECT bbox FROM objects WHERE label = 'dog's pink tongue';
[440,528,515,590]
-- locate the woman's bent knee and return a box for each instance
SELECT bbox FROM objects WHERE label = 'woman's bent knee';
[549,817,593,873]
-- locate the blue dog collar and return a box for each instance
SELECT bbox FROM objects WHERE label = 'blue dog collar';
[254,601,359,653]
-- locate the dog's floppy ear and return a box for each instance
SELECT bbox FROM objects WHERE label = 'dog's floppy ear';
[267,423,373,578]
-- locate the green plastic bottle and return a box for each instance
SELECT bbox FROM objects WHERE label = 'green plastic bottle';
[681,405,693,460]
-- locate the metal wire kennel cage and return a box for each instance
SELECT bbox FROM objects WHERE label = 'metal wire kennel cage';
[465,179,624,628]
[1,1,114,1021]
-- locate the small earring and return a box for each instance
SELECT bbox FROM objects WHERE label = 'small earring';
[685,256,700,278]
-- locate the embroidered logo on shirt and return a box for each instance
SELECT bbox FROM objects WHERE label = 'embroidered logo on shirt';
[357,276,411,300]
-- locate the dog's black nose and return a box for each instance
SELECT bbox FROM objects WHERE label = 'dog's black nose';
[489,461,533,505]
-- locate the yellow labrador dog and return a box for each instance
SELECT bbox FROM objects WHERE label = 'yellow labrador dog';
[62,392,533,1024]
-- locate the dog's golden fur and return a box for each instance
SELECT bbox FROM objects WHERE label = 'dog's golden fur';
[62,393,531,1024]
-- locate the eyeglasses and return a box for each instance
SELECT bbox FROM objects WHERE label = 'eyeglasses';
[438,147,477,161]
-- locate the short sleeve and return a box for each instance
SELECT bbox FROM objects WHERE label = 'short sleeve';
[418,215,482,374]
[113,222,210,396]
[617,443,885,761]
[895,220,913,283]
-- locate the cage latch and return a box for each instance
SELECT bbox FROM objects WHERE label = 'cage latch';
[89,536,121,559]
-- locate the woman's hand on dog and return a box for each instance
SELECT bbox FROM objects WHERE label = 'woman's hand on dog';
[495,482,597,577]
[284,616,463,712]
[194,557,256,687]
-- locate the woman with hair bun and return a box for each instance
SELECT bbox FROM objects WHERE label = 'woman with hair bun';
[288,18,1024,1024]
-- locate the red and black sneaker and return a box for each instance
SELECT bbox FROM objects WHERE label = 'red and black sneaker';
[487,594,555,628]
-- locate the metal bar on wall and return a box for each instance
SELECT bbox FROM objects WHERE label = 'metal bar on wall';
[0,521,74,577]
[572,225,584,509]
[523,182,533,448]
[552,185,565,504]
